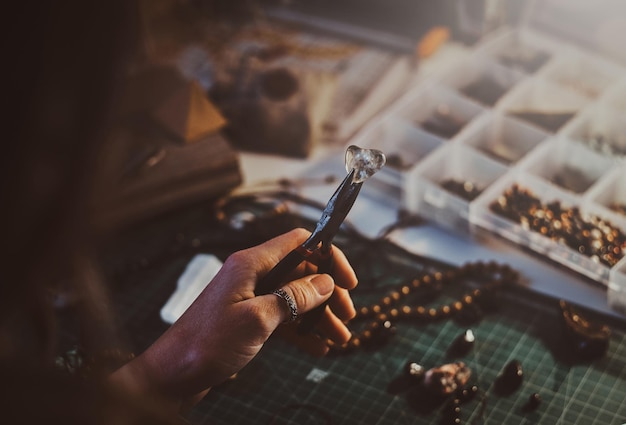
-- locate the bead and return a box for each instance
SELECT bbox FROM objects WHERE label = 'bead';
[422,275,431,284]
[389,308,399,318]
[416,306,426,316]
[458,385,479,403]
[453,301,464,312]
[439,305,451,317]
[412,278,422,288]
[359,306,369,317]
[401,285,411,295]
[428,308,438,318]
[382,296,392,306]
[372,305,382,314]
[390,291,401,301]
[454,302,484,325]
[463,295,473,305]
[441,398,462,425]
[401,305,412,316]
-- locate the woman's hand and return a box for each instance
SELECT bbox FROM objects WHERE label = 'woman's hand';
[111,228,358,413]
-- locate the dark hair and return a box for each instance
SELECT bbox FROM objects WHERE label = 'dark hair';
[0,0,138,381]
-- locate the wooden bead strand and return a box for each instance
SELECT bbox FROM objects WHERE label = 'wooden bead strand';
[328,260,518,353]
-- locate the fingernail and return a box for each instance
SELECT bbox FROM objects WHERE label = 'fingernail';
[311,274,334,296]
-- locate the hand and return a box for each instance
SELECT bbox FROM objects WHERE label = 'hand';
[111,228,358,412]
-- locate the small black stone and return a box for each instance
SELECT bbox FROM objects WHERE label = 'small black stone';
[494,359,523,396]
[365,320,397,348]
[448,329,475,357]
[523,393,541,412]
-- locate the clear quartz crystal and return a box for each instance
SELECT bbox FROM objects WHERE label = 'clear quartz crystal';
[345,145,386,184]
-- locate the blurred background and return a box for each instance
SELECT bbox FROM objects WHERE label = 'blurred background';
[104,0,626,316]
[30,1,626,423]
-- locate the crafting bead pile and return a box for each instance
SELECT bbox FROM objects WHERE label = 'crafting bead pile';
[490,184,626,267]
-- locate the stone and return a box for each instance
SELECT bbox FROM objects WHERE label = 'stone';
[345,145,386,184]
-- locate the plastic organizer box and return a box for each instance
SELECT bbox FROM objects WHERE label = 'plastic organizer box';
[350,27,626,313]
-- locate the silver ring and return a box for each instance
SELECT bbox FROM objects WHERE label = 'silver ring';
[272,288,298,322]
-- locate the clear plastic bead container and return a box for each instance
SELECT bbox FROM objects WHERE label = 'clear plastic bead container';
[537,48,623,100]
[405,141,507,232]
[348,26,626,311]
[561,103,626,159]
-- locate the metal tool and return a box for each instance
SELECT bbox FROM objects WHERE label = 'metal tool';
[255,168,362,295]
[254,168,363,333]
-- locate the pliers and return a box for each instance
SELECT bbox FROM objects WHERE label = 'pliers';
[254,168,363,333]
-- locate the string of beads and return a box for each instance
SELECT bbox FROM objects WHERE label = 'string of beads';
[327,260,519,353]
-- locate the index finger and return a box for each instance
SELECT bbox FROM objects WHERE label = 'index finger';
[251,228,312,277]
[329,245,358,290]
[250,228,357,290]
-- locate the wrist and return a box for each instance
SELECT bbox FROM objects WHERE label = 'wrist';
[108,354,184,416]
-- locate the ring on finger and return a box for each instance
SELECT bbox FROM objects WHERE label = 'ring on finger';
[272,288,298,323]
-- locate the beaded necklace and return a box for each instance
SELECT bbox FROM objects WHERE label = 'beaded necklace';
[327,260,519,353]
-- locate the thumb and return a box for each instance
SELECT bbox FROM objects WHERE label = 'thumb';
[271,274,334,324]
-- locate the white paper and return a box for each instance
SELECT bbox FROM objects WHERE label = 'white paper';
[160,254,223,324]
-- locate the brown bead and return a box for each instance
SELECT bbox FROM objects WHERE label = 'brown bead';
[453,301,464,312]
[463,295,473,305]
[422,275,431,284]
[428,308,438,318]
[390,291,401,301]
[362,330,372,340]
[439,305,451,317]
[359,306,370,317]
[401,285,411,295]
[412,278,422,288]
[472,288,482,298]
[401,305,412,316]
[434,272,443,281]
[389,308,399,318]
[416,306,426,316]
[382,296,392,306]
[372,305,382,314]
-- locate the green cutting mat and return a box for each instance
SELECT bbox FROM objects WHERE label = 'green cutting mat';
[185,287,626,425]
[184,235,626,425]
[103,208,626,425]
